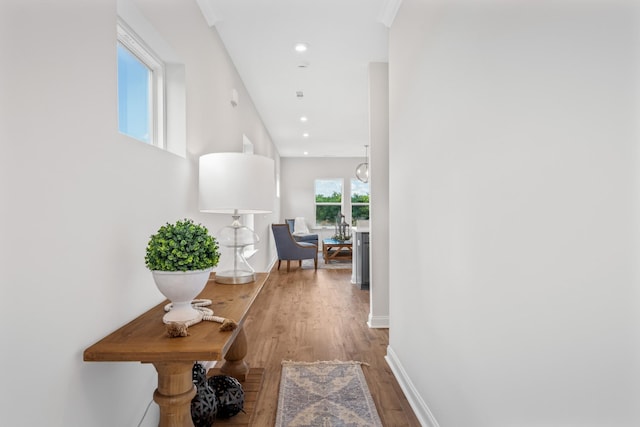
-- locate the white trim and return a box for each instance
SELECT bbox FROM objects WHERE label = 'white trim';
[266,256,278,272]
[117,21,163,71]
[377,0,403,28]
[385,346,440,427]
[117,20,166,149]
[367,314,389,329]
[116,0,182,63]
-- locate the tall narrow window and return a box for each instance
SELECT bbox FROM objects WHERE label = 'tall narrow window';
[117,22,164,146]
[351,179,370,225]
[315,179,343,227]
[117,44,150,142]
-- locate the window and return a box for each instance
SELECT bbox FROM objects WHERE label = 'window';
[315,179,343,226]
[117,22,164,146]
[351,179,370,225]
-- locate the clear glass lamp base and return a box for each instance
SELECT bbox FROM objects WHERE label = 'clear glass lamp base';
[215,219,259,284]
[215,248,256,283]
[215,269,256,284]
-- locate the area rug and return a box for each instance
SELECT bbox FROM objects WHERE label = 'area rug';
[301,258,352,270]
[276,360,383,427]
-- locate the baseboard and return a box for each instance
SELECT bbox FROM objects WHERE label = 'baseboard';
[385,345,440,427]
[367,314,389,328]
[266,256,278,272]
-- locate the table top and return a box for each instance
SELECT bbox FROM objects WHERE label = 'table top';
[323,239,352,245]
[83,273,268,363]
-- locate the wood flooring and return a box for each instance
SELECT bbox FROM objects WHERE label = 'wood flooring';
[235,265,421,427]
[208,368,264,426]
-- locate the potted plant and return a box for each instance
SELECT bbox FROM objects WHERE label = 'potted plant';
[145,218,220,323]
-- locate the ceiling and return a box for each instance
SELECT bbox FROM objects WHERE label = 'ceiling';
[196,0,398,158]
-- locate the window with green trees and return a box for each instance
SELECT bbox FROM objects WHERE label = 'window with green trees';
[315,179,343,226]
[351,179,370,225]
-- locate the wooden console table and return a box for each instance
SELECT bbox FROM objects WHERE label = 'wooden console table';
[84,272,268,427]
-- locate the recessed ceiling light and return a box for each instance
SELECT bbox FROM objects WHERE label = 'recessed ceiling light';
[294,42,308,53]
[304,151,309,155]
[300,116,308,122]
[303,133,309,138]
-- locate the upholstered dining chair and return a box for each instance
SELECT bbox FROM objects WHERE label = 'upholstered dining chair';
[271,224,318,272]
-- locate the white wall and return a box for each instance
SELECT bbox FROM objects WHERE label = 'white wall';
[280,156,365,236]
[131,0,280,285]
[387,1,640,426]
[0,0,278,425]
[368,62,390,328]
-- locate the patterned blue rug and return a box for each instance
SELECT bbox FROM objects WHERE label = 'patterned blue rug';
[276,360,383,427]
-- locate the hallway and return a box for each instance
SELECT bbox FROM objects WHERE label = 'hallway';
[242,266,420,426]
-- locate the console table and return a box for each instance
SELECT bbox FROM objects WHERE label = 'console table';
[84,272,268,427]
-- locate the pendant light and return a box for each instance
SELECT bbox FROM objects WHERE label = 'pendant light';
[355,145,369,183]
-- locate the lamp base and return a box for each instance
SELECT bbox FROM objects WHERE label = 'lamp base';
[215,216,259,285]
[214,270,256,284]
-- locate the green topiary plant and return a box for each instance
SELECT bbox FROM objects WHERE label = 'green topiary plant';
[145,219,220,272]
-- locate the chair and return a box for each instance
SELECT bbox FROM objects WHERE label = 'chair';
[285,218,319,246]
[272,224,318,272]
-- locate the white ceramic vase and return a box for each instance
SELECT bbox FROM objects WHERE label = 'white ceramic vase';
[152,269,213,323]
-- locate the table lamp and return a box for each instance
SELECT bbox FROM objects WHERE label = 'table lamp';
[199,152,275,284]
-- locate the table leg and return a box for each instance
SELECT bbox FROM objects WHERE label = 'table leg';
[152,361,197,427]
[220,327,249,381]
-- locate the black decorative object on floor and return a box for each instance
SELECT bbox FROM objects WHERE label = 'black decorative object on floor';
[191,363,218,427]
[208,375,245,418]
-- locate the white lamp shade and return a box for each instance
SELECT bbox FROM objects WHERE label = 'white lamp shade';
[199,152,275,214]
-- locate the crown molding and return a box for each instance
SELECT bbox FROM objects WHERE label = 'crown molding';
[377,0,403,28]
